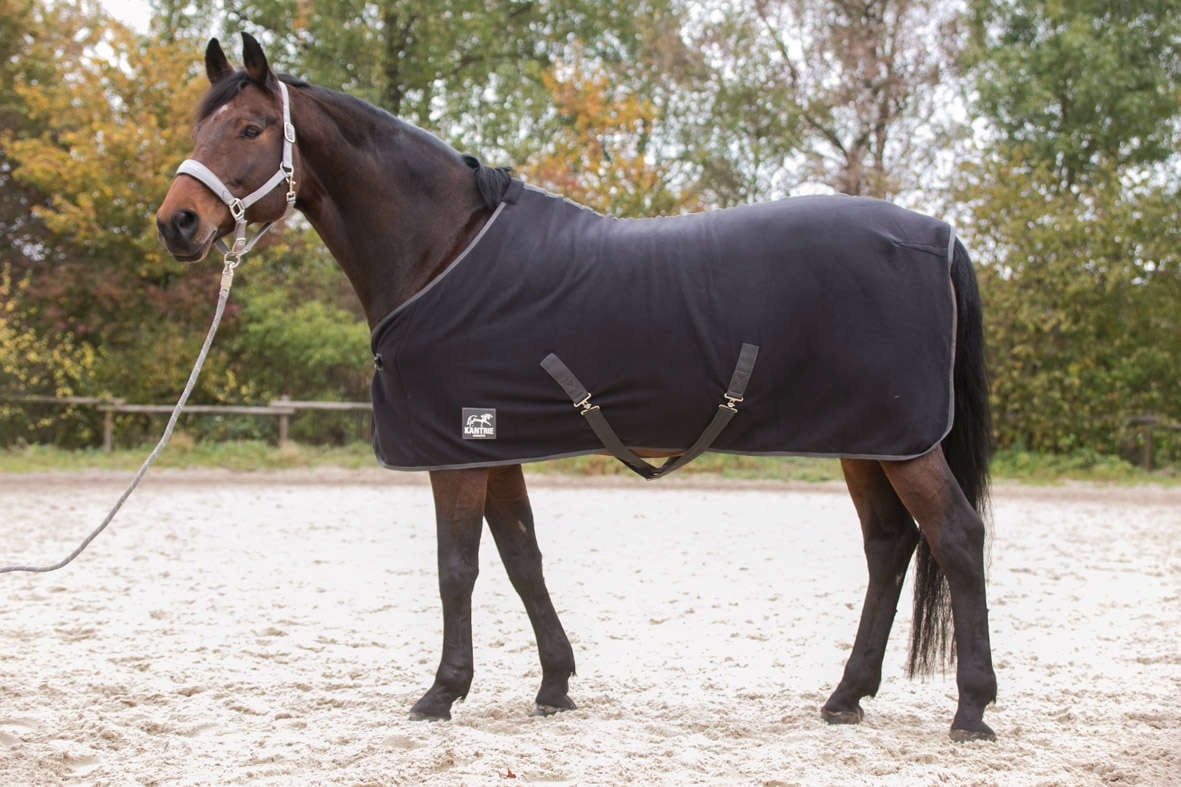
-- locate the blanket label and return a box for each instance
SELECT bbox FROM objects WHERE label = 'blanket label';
[462,408,497,440]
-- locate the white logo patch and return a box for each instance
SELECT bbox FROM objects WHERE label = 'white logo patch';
[462,408,496,440]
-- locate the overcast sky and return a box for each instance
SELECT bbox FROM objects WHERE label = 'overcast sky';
[102,0,152,33]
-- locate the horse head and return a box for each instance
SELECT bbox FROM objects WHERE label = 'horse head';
[156,33,297,263]
[156,32,514,324]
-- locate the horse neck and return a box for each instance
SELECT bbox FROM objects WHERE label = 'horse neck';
[289,85,491,327]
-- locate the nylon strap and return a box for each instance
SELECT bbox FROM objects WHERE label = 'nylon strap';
[541,342,759,480]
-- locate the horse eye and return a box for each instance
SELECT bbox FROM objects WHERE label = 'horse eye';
[241,125,263,139]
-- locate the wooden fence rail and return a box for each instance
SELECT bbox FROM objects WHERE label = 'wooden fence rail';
[97,402,300,453]
[2,395,371,453]
[268,397,373,447]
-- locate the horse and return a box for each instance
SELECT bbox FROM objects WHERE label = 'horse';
[156,33,997,742]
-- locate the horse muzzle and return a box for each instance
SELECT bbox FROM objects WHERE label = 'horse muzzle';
[155,208,220,262]
[155,175,233,263]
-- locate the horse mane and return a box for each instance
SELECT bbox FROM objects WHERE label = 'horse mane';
[462,155,513,210]
[197,72,513,210]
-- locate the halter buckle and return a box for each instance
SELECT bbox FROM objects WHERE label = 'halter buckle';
[229,198,246,221]
[283,165,297,205]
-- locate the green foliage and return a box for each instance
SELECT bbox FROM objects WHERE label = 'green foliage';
[230,290,369,399]
[0,267,100,441]
[1,4,225,433]
[0,270,93,396]
[213,228,370,401]
[989,446,1172,484]
[0,440,378,472]
[963,155,1181,455]
[1,4,374,447]
[966,0,1181,186]
[522,48,700,216]
[961,0,1181,460]
[681,0,962,204]
[173,0,681,164]
[163,228,373,444]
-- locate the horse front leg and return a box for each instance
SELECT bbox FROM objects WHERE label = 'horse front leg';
[484,465,577,715]
[882,448,997,741]
[822,459,920,724]
[410,468,489,721]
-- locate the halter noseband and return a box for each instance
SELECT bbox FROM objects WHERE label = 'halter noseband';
[174,80,297,263]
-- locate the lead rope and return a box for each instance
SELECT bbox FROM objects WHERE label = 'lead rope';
[0,258,240,574]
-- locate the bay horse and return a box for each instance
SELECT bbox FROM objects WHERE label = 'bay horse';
[156,34,997,741]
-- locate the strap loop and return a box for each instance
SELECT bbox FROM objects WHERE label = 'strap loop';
[541,343,759,480]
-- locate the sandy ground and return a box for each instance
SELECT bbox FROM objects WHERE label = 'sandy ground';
[0,468,1178,785]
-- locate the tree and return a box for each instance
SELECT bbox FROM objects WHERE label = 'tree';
[173,0,681,164]
[963,155,1181,454]
[522,51,700,217]
[0,0,49,273]
[959,0,1181,458]
[2,5,221,409]
[683,0,964,206]
[0,268,98,442]
[965,0,1181,189]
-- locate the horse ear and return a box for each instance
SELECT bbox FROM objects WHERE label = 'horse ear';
[241,32,275,88]
[205,38,233,84]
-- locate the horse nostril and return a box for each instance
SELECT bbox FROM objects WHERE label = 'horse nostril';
[159,209,200,246]
[172,209,199,237]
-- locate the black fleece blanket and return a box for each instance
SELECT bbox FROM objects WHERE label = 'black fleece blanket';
[370,181,957,471]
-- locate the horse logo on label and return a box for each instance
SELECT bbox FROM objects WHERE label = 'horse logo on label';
[462,408,496,439]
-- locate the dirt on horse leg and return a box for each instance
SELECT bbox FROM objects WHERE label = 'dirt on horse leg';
[882,448,998,741]
[410,468,490,721]
[822,459,920,725]
[484,465,577,715]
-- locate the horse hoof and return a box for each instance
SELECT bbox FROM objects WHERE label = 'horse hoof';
[949,724,996,742]
[532,700,576,717]
[821,704,864,725]
[408,710,450,722]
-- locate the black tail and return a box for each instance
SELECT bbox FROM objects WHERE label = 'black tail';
[908,238,992,677]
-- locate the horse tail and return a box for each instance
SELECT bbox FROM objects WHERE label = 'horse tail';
[908,236,992,677]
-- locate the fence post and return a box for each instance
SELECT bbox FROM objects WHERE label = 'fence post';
[102,399,124,454]
[276,396,291,447]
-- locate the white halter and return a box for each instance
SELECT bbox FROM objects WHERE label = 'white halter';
[175,80,297,262]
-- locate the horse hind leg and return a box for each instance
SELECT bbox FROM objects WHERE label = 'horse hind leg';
[881,447,997,741]
[822,459,920,725]
[483,465,577,715]
[410,468,489,721]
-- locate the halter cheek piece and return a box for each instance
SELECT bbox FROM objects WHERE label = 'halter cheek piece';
[174,80,297,263]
